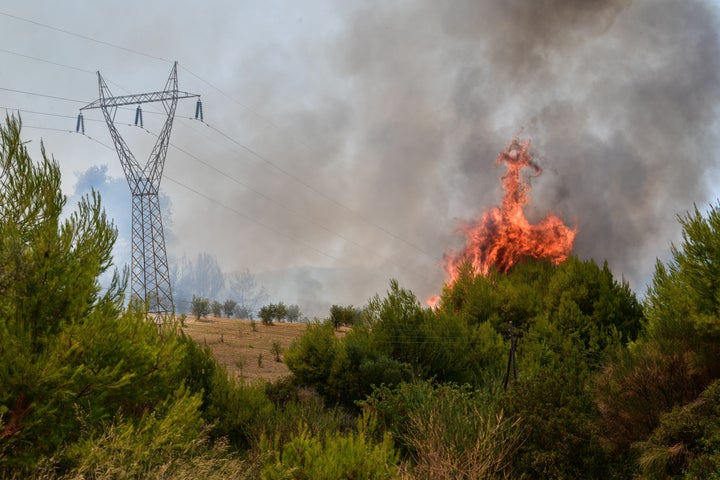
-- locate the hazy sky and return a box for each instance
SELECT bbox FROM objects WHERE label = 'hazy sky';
[2,1,719,316]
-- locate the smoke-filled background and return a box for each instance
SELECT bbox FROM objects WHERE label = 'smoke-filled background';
[2,0,719,316]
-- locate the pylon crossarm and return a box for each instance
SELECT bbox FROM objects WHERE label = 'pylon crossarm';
[81,89,198,110]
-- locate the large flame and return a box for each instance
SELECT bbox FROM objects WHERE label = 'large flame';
[429,138,576,308]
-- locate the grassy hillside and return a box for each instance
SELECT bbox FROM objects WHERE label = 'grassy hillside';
[181,317,307,381]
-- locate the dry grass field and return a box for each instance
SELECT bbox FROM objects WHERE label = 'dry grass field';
[181,316,307,382]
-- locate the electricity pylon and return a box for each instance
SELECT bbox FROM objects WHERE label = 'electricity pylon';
[80,62,201,322]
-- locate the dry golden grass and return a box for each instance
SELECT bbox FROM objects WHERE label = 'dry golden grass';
[181,316,307,382]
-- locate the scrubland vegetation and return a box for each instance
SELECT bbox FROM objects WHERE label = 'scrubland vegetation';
[3,114,720,478]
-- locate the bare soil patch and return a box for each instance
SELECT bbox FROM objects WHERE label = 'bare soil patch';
[181,317,307,382]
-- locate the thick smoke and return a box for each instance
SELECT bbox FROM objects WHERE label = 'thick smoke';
[263,0,720,298]
[153,0,720,313]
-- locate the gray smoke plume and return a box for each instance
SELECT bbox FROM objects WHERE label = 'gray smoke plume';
[233,0,719,301]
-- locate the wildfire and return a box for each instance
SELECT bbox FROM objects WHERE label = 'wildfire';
[428,138,576,308]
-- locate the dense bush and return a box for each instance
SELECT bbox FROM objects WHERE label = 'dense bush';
[363,381,520,479]
[634,379,720,479]
[502,331,610,478]
[330,304,362,329]
[284,321,411,407]
[596,203,720,474]
[365,280,507,386]
[203,366,276,449]
[260,422,399,480]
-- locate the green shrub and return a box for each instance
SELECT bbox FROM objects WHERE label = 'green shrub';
[330,304,362,329]
[64,386,204,477]
[204,366,275,449]
[363,381,520,479]
[260,423,399,480]
[633,379,720,479]
[0,308,188,473]
[284,322,340,393]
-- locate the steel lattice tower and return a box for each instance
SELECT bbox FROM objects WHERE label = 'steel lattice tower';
[80,62,200,321]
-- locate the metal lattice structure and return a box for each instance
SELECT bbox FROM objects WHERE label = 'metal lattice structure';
[81,62,200,322]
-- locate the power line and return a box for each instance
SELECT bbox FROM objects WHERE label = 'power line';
[0,10,170,64]
[201,120,441,263]
[1,105,102,122]
[0,47,141,95]
[0,86,86,104]
[0,9,302,149]
[135,125,431,279]
[77,130,348,265]
[0,47,96,74]
[22,125,75,133]
[179,65,314,152]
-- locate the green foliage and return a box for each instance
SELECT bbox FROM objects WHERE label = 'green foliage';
[328,327,412,407]
[597,203,720,466]
[0,308,192,472]
[260,421,399,480]
[275,302,288,322]
[503,325,610,479]
[271,340,282,362]
[65,386,204,477]
[366,280,428,367]
[191,295,211,320]
[203,365,276,449]
[363,381,520,479]
[222,299,238,317]
[259,303,289,325]
[285,259,641,416]
[211,300,223,317]
[647,204,720,320]
[286,304,301,323]
[439,257,642,353]
[330,304,362,329]
[633,379,720,479]
[174,332,219,410]
[284,322,339,394]
[0,116,332,477]
[425,257,643,478]
[12,111,720,478]
[366,280,491,384]
[644,204,720,378]
[263,376,360,448]
[0,116,225,476]
[0,115,117,354]
[284,321,411,407]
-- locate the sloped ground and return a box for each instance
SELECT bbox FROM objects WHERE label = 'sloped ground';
[181,317,307,381]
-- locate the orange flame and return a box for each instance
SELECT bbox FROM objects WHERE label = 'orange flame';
[429,138,576,308]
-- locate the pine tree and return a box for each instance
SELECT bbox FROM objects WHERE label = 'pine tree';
[0,116,195,474]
